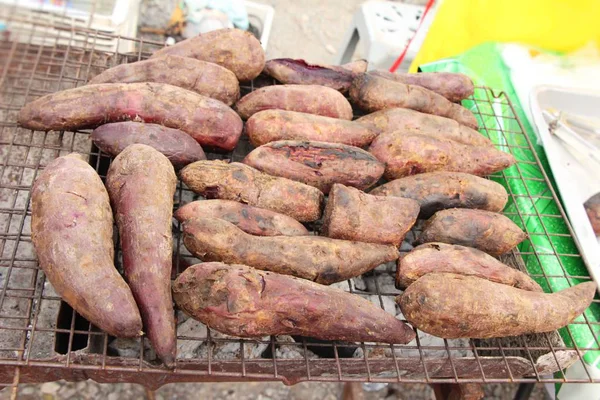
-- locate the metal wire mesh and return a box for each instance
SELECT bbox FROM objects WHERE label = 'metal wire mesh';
[0,18,599,389]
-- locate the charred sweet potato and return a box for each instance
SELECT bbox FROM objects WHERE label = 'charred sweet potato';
[174,199,309,236]
[263,58,358,92]
[235,84,353,120]
[180,160,323,222]
[92,122,206,169]
[31,153,142,337]
[350,73,478,129]
[243,140,384,193]
[398,273,596,338]
[173,263,416,344]
[321,184,419,246]
[417,209,527,256]
[151,28,265,81]
[369,172,508,218]
[369,133,516,180]
[182,217,399,284]
[18,82,243,151]
[584,192,600,235]
[246,110,377,147]
[397,243,542,291]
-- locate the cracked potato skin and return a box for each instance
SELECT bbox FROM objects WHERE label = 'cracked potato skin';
[263,58,358,92]
[182,217,399,284]
[397,273,596,338]
[173,262,416,344]
[31,153,142,338]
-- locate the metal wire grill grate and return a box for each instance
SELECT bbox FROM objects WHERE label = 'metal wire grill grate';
[0,18,599,389]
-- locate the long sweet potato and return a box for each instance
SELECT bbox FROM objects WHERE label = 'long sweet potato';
[106,144,177,366]
[398,273,596,338]
[369,172,508,218]
[173,263,416,344]
[151,28,265,81]
[180,160,323,222]
[263,58,358,92]
[182,217,399,284]
[18,82,243,151]
[174,199,309,236]
[417,209,527,256]
[31,153,142,337]
[397,243,542,291]
[243,140,384,193]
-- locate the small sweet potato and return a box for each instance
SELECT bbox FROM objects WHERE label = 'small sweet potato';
[350,74,478,129]
[31,153,142,337]
[180,160,323,222]
[243,140,384,193]
[235,84,353,120]
[89,55,240,105]
[173,263,416,344]
[417,209,527,256]
[182,217,399,284]
[246,110,377,147]
[398,273,596,338]
[369,172,508,218]
[321,184,419,246]
[584,192,600,235]
[151,28,265,81]
[18,82,243,151]
[263,58,359,92]
[368,70,474,102]
[369,133,516,180]
[91,122,206,169]
[340,59,368,74]
[174,199,309,236]
[356,108,491,147]
[397,243,542,291]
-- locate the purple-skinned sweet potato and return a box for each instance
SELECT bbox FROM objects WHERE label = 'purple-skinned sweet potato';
[173,262,416,344]
[584,192,600,235]
[18,82,243,151]
[263,58,358,92]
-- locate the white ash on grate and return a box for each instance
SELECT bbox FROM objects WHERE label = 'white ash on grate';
[366,295,398,315]
[364,273,399,295]
[108,337,156,361]
[27,281,61,359]
[374,261,397,273]
[176,317,208,359]
[274,336,318,359]
[195,330,269,360]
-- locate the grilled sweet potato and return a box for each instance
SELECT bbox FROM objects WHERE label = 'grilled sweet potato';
[174,199,309,236]
[182,217,399,284]
[246,110,377,147]
[180,160,323,222]
[340,59,368,74]
[243,141,384,193]
[350,73,478,129]
[151,28,265,81]
[235,84,353,120]
[398,273,596,338]
[584,192,600,235]
[321,184,419,246]
[89,56,240,105]
[397,243,542,291]
[92,122,206,169]
[369,172,508,218]
[369,133,516,180]
[106,144,177,366]
[263,58,359,92]
[173,263,416,344]
[417,209,527,256]
[18,82,243,151]
[356,108,491,147]
[31,153,142,337]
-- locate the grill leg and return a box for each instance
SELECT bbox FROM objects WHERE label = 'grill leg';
[431,383,484,400]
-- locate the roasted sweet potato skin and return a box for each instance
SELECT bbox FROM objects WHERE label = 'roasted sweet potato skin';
[235,84,353,120]
[398,273,596,338]
[397,243,542,291]
[18,82,243,151]
[182,217,399,284]
[31,153,142,338]
[417,209,527,256]
[322,184,419,246]
[92,122,206,169]
[369,172,508,218]
[151,28,265,81]
[174,199,309,236]
[584,192,600,235]
[173,263,416,344]
[89,55,240,105]
[180,160,323,222]
[263,58,357,92]
[340,59,368,74]
[369,133,515,180]
[243,140,384,193]
[246,110,377,147]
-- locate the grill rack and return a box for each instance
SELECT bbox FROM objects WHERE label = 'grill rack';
[0,17,599,390]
